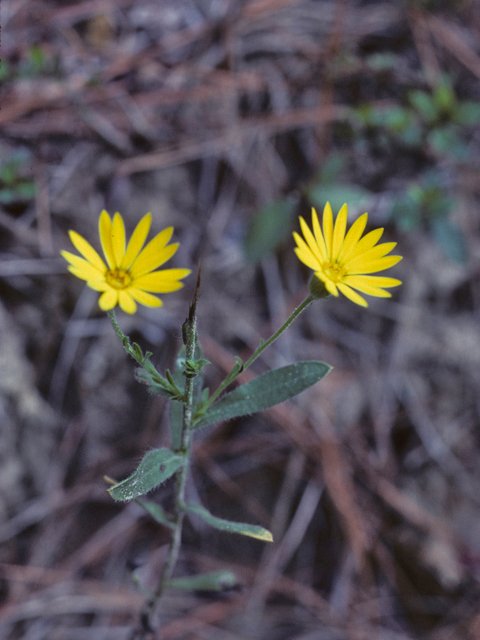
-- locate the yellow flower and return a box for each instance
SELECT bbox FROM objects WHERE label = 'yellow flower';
[293,203,402,307]
[61,210,191,314]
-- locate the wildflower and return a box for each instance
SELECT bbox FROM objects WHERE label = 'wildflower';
[293,203,402,307]
[61,210,191,314]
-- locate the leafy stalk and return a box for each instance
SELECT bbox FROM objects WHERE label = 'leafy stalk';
[142,273,200,631]
[108,310,183,400]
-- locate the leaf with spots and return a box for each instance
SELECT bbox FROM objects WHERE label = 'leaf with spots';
[108,448,184,501]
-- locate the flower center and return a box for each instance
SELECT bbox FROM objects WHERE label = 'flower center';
[323,260,346,283]
[105,268,132,289]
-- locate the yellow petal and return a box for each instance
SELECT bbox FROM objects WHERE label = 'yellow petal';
[337,283,368,307]
[99,289,118,310]
[134,269,190,292]
[118,290,137,314]
[293,235,321,271]
[86,278,110,291]
[346,242,397,272]
[129,288,164,307]
[317,274,338,296]
[299,217,325,265]
[311,208,328,262]
[66,266,89,281]
[121,213,152,269]
[129,227,175,278]
[111,213,126,268]
[346,227,384,261]
[343,276,392,297]
[67,231,106,272]
[344,275,402,289]
[61,251,105,279]
[322,202,334,259]
[348,255,403,275]
[99,210,115,269]
[332,203,348,259]
[337,213,368,263]
[67,264,102,283]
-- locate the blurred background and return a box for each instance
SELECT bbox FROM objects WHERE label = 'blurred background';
[1,0,480,638]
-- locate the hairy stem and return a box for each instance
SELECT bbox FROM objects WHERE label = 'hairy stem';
[143,296,198,630]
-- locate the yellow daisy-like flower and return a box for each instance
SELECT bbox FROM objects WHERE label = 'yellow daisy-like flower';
[293,203,402,307]
[61,210,191,314]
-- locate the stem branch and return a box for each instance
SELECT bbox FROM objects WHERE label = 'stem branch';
[204,294,314,410]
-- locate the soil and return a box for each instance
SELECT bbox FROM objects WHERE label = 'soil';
[1,1,480,639]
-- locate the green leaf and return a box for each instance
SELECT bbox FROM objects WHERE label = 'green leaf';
[317,151,345,184]
[194,361,331,429]
[244,199,296,264]
[108,448,184,501]
[389,194,422,231]
[15,182,36,199]
[135,368,174,397]
[430,217,467,264]
[136,498,175,530]
[365,52,397,71]
[409,90,438,124]
[309,184,370,215]
[454,101,480,126]
[186,503,273,542]
[169,570,238,592]
[433,78,456,114]
[0,188,17,204]
[0,164,17,184]
[427,126,468,160]
[28,44,46,75]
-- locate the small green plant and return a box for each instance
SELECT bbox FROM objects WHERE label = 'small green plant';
[409,76,480,160]
[18,44,52,78]
[354,75,480,158]
[0,44,55,84]
[62,204,402,634]
[0,151,36,205]
[348,75,473,263]
[389,171,466,263]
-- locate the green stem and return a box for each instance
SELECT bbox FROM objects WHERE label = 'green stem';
[108,309,128,346]
[108,310,183,399]
[242,294,314,370]
[107,309,144,364]
[204,294,314,410]
[144,302,198,630]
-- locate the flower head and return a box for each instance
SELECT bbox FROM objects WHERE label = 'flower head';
[293,203,402,307]
[61,210,191,314]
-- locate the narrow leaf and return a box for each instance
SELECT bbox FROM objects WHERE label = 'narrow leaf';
[431,217,468,264]
[194,361,331,429]
[309,184,370,215]
[108,448,183,501]
[136,499,175,530]
[186,503,273,542]
[135,368,172,397]
[169,570,238,592]
[244,199,296,264]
